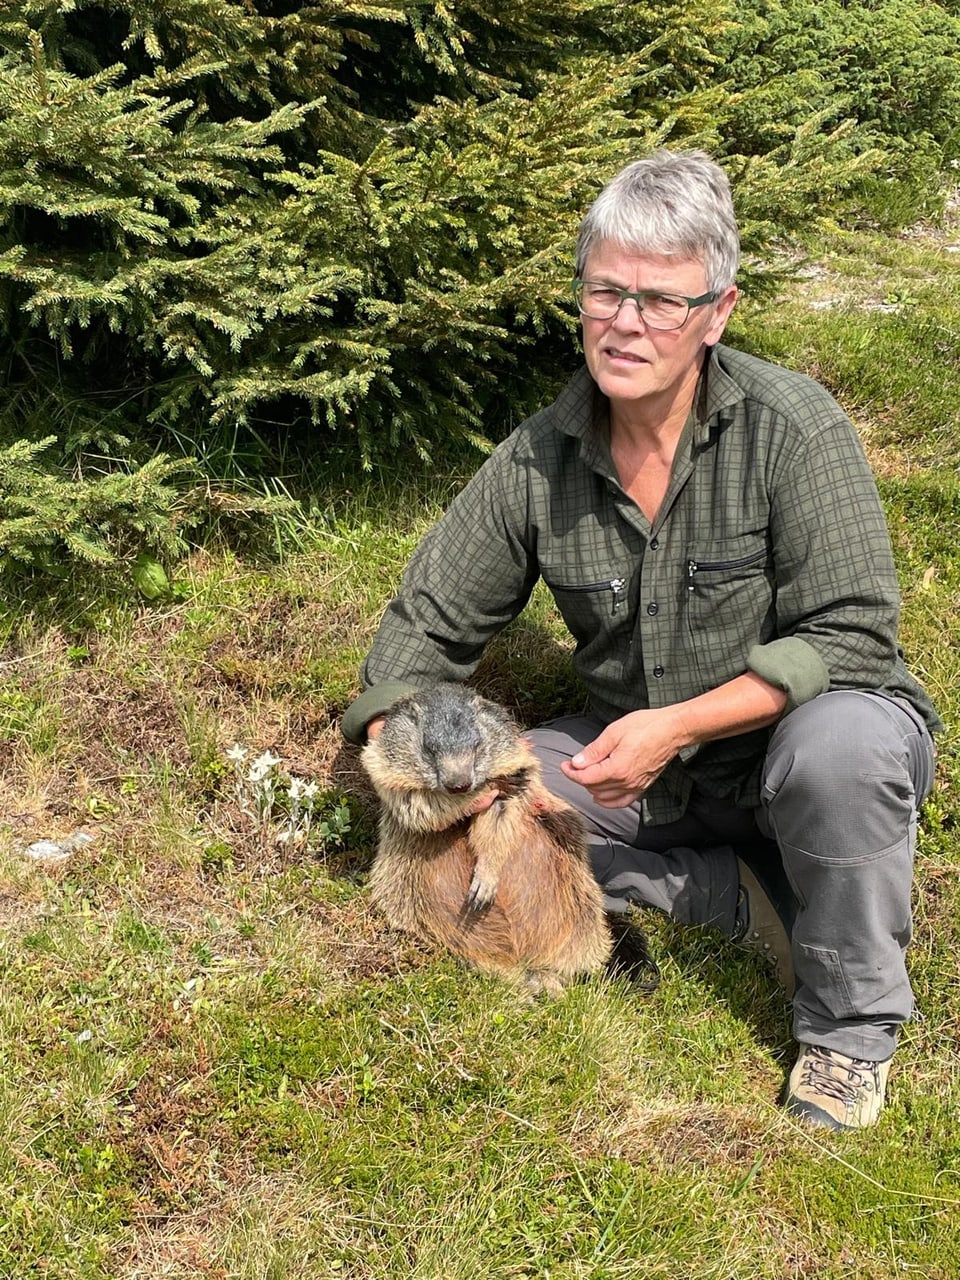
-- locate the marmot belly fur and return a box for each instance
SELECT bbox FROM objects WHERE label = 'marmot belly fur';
[361,684,612,995]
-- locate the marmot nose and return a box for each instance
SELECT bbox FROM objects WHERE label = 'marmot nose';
[439,754,477,793]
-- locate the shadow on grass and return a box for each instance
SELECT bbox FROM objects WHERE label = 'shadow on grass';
[635,922,796,1079]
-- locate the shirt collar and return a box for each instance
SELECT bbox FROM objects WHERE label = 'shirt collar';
[694,344,745,448]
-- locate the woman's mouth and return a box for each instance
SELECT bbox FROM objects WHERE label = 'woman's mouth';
[605,347,647,363]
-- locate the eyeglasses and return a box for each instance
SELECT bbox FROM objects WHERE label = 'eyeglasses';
[573,279,719,330]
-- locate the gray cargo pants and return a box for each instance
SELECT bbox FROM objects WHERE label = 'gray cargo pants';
[529,690,936,1063]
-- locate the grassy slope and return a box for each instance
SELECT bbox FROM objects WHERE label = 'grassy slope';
[1,222,959,1278]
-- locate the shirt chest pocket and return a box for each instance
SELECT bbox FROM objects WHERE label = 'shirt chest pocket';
[542,573,629,646]
[684,533,776,680]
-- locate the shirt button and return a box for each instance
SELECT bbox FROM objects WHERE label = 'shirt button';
[647,602,659,616]
[650,537,660,550]
[653,664,665,678]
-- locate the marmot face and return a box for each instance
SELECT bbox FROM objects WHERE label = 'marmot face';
[367,683,527,802]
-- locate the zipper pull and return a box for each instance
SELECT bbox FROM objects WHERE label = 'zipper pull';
[610,578,627,614]
[686,560,698,592]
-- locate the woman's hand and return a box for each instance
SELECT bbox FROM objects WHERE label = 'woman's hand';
[558,673,788,808]
[559,707,687,808]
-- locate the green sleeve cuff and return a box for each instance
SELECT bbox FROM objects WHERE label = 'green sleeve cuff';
[340,679,418,744]
[746,638,830,712]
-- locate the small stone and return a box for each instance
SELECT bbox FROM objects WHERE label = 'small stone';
[21,831,95,863]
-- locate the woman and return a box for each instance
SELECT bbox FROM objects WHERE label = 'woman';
[343,150,940,1131]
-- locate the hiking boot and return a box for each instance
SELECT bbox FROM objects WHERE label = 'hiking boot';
[786,1044,892,1130]
[732,856,796,997]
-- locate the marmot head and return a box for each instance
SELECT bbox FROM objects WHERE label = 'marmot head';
[364,683,528,796]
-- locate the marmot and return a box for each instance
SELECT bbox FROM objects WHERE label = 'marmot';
[361,683,612,995]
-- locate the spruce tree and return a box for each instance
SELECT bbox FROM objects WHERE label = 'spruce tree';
[1,0,959,524]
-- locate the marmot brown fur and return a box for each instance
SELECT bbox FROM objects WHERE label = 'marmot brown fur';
[361,683,612,995]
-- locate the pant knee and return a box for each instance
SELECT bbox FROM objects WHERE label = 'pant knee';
[768,692,901,791]
[762,692,924,858]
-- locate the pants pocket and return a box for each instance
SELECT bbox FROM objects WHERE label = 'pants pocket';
[797,943,857,1019]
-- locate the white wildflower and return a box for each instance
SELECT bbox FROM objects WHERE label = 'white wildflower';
[247,750,281,784]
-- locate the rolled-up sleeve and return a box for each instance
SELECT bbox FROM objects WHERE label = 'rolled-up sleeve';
[759,415,902,703]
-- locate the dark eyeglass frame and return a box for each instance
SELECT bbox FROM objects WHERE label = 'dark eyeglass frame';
[572,279,720,329]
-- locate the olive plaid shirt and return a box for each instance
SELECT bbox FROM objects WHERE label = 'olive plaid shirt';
[342,344,940,824]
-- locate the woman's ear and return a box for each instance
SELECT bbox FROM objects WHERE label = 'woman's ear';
[705,284,739,346]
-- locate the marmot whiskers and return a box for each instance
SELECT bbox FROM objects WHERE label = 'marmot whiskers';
[361,684,611,995]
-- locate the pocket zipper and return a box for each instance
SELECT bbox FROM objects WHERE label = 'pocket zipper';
[687,550,766,592]
[551,577,627,615]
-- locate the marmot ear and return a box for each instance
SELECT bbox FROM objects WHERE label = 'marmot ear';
[388,692,421,724]
[476,697,516,728]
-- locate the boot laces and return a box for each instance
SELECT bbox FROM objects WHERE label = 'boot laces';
[800,1046,878,1105]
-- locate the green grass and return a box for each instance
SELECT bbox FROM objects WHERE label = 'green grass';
[2,218,960,1278]
[730,223,960,471]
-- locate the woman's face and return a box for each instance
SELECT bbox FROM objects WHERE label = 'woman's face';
[579,241,737,419]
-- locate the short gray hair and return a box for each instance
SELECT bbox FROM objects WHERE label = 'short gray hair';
[575,150,740,291]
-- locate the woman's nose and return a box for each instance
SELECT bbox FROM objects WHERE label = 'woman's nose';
[611,296,647,331]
